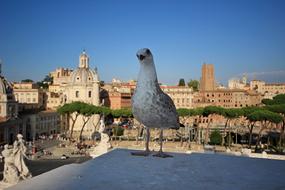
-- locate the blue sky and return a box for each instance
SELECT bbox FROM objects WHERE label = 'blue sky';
[0,0,285,85]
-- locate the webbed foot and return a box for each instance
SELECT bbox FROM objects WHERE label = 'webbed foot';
[131,150,151,156]
[153,151,173,158]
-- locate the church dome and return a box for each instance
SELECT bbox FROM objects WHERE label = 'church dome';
[70,68,99,85]
[69,51,100,85]
[0,76,12,94]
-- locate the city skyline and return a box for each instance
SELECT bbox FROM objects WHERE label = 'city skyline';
[1,0,285,85]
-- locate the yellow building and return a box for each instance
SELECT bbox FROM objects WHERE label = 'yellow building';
[13,82,45,111]
[50,68,73,86]
[250,80,285,97]
[161,85,194,108]
[46,92,63,110]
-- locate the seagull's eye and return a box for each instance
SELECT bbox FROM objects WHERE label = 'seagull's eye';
[145,49,150,55]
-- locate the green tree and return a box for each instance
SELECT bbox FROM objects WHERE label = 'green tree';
[187,79,199,91]
[202,106,225,144]
[36,81,49,89]
[113,126,124,136]
[99,106,112,116]
[222,108,243,147]
[265,104,285,151]
[43,75,53,84]
[111,108,133,118]
[177,108,204,117]
[91,106,112,131]
[210,129,222,145]
[78,104,97,142]
[177,107,204,144]
[36,75,53,89]
[21,79,34,83]
[241,106,264,148]
[57,101,85,140]
[262,94,285,105]
[178,78,186,86]
[262,99,273,105]
[247,110,283,151]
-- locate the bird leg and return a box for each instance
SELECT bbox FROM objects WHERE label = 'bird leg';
[131,128,151,156]
[153,129,173,158]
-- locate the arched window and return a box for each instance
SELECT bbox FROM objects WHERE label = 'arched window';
[76,91,79,98]
[88,91,92,98]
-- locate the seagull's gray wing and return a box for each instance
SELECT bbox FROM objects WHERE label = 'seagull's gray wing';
[147,88,179,128]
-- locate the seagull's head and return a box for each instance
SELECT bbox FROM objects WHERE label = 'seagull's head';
[136,48,153,64]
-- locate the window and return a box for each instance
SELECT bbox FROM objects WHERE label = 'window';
[88,91,92,98]
[76,91,79,98]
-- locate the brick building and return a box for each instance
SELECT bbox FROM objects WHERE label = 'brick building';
[193,89,262,108]
[200,63,215,91]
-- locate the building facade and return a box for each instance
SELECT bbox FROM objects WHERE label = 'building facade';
[50,68,73,87]
[193,89,262,108]
[46,92,63,110]
[250,80,285,99]
[0,71,23,144]
[228,75,247,90]
[13,82,45,111]
[161,85,194,109]
[22,110,60,140]
[101,81,135,109]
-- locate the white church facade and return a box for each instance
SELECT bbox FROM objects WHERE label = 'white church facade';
[49,51,101,139]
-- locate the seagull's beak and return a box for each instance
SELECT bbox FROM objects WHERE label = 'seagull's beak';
[137,54,145,61]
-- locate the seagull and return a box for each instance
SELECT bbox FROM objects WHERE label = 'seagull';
[131,48,179,158]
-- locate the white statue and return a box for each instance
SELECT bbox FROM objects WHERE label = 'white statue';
[99,119,112,149]
[12,134,32,179]
[1,134,32,186]
[1,145,20,184]
[90,117,112,158]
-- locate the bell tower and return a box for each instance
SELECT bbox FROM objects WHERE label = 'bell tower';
[79,50,89,68]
